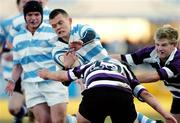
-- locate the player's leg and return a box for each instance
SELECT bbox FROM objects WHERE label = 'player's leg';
[28,110,37,123]
[23,82,52,123]
[8,92,27,123]
[40,81,69,123]
[30,103,51,123]
[50,103,67,123]
[76,112,90,123]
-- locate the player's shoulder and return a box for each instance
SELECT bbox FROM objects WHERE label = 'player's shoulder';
[13,29,27,44]
[171,48,180,63]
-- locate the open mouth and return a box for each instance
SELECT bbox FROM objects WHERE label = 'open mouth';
[159,51,165,54]
[57,30,65,35]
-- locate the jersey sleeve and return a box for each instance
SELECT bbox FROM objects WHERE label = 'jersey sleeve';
[157,59,180,80]
[80,25,96,45]
[121,62,147,101]
[121,46,154,66]
[80,25,100,45]
[67,62,93,81]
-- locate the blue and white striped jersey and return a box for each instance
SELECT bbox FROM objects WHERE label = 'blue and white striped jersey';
[67,59,146,101]
[13,22,57,83]
[121,46,180,98]
[8,7,53,43]
[58,24,110,64]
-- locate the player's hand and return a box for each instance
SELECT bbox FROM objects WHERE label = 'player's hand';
[64,51,77,68]
[5,80,15,96]
[164,113,177,123]
[69,40,83,51]
[75,79,85,91]
[38,69,49,80]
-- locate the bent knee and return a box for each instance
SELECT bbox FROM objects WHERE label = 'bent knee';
[8,107,21,115]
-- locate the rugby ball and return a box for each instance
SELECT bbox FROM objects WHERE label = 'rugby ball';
[54,52,84,69]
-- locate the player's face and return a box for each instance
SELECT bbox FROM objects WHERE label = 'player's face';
[50,14,72,42]
[155,38,176,61]
[25,12,42,33]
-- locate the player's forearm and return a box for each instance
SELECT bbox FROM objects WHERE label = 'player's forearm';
[141,90,170,118]
[46,70,69,82]
[12,64,22,82]
[135,70,160,83]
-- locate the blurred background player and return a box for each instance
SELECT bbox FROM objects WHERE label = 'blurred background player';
[7,0,50,47]
[1,0,31,123]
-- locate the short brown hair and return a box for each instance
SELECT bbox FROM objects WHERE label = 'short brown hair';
[49,9,69,20]
[154,24,179,44]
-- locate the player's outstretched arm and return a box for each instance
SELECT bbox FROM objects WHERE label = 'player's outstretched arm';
[140,90,177,123]
[135,70,160,83]
[38,69,69,82]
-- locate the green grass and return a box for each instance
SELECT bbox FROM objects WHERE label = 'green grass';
[0,119,28,123]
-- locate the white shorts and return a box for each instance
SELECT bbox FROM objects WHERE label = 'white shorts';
[22,81,69,108]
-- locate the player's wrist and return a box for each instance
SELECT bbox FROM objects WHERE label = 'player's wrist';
[5,78,16,83]
[63,66,71,70]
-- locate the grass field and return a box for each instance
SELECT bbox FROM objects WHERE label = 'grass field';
[0,81,172,123]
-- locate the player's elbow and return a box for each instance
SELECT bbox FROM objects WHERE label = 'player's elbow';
[141,90,153,100]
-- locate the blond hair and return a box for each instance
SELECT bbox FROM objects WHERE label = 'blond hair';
[154,24,179,44]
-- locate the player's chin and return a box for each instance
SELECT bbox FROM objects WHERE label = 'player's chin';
[159,55,166,60]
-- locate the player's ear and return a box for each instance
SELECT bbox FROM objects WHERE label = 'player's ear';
[69,17,72,24]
